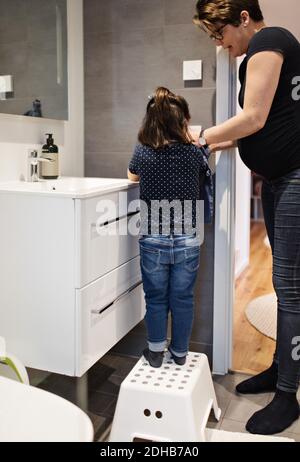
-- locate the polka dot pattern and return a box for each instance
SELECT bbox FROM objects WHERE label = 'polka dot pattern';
[129,143,208,234]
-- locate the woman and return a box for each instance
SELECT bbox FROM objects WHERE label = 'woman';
[193,0,300,435]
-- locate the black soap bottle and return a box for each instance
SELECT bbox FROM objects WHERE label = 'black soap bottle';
[41,133,59,179]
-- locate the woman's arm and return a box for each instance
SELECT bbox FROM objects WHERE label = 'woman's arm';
[189,131,237,151]
[203,51,284,145]
[208,140,237,153]
[127,169,140,182]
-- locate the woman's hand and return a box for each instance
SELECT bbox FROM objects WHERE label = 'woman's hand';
[189,129,237,152]
[208,140,237,153]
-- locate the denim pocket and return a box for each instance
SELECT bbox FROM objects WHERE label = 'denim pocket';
[184,247,200,272]
[140,246,161,273]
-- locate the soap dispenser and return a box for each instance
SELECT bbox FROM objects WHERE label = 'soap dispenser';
[41,134,59,179]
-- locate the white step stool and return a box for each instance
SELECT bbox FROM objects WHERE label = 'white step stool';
[109,352,295,443]
[110,352,221,442]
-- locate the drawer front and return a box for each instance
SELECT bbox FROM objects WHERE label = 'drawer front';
[75,186,140,287]
[75,256,145,376]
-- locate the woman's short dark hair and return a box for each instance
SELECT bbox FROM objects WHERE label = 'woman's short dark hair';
[138,87,194,149]
[193,0,264,28]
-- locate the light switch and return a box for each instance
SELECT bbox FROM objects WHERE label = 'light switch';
[183,60,202,81]
[0,75,13,93]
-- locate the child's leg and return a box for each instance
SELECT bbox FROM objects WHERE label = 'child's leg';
[140,239,170,352]
[168,245,200,357]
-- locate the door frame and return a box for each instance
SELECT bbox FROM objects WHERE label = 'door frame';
[212,48,237,375]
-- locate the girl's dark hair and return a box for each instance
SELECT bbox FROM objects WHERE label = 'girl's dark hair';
[193,0,264,28]
[138,87,194,149]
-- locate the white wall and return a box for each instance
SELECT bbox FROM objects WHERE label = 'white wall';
[235,159,251,278]
[0,0,84,182]
[234,56,251,279]
[260,0,300,41]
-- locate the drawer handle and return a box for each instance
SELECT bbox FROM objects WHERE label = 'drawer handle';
[91,280,142,315]
[91,210,140,230]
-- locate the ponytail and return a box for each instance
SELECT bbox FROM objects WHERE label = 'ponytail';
[138,87,193,149]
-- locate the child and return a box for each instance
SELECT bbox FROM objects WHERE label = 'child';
[128,87,210,367]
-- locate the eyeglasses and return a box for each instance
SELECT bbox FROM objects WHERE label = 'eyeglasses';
[200,23,227,41]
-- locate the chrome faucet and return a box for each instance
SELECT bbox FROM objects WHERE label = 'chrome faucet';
[27,150,53,182]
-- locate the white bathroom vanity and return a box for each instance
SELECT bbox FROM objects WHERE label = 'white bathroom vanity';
[0,177,144,380]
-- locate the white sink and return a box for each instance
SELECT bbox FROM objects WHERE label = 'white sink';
[0,176,137,198]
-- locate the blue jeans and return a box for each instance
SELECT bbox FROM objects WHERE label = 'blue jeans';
[139,234,200,357]
[261,168,300,392]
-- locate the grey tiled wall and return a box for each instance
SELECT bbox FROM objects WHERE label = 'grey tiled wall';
[84,0,216,364]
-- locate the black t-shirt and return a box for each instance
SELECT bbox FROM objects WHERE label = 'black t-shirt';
[128,143,209,234]
[238,27,300,180]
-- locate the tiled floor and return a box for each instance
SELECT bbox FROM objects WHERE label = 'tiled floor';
[209,372,300,441]
[28,353,300,442]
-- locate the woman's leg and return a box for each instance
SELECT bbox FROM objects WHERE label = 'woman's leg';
[261,179,280,363]
[272,175,300,392]
[246,172,300,434]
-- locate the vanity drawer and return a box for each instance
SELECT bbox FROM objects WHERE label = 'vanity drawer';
[77,186,139,227]
[75,256,145,376]
[75,187,140,287]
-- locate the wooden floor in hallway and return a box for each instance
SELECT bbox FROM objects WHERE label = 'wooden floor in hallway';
[233,221,276,375]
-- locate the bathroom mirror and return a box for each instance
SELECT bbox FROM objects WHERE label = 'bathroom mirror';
[0,0,68,120]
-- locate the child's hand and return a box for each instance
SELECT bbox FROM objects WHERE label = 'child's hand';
[127,169,140,182]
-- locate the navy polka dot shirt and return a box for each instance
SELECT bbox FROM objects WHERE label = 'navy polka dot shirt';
[128,143,209,234]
